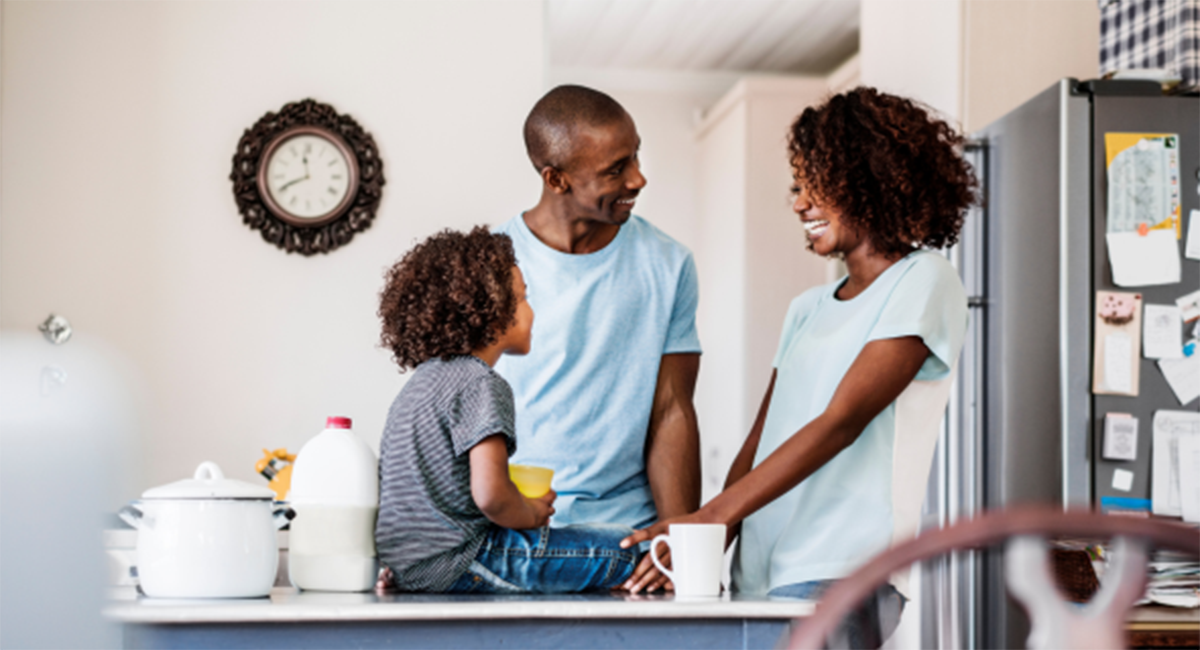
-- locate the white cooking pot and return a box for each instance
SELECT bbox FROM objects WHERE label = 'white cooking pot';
[118,461,291,598]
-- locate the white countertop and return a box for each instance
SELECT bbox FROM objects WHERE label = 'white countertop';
[104,587,815,625]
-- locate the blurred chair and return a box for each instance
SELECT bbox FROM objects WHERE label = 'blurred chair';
[788,507,1198,650]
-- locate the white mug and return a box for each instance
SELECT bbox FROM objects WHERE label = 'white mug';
[650,523,726,598]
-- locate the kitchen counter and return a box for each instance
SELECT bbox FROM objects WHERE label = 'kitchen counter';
[105,587,814,649]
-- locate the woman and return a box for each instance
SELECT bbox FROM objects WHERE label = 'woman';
[622,87,977,647]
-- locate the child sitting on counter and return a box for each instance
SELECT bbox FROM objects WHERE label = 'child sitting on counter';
[374,226,639,593]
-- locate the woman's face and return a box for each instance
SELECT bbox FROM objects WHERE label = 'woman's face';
[790,170,865,258]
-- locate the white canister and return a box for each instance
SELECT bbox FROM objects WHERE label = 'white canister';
[287,416,379,592]
[119,462,290,599]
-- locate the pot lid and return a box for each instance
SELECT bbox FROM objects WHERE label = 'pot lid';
[142,461,275,500]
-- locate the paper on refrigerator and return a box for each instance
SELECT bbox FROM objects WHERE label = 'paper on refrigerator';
[1143,304,1184,359]
[1104,133,1182,287]
[1093,291,1142,396]
[1157,355,1200,406]
[1187,209,1200,261]
[1178,436,1200,523]
[1151,410,1200,520]
[1106,231,1181,287]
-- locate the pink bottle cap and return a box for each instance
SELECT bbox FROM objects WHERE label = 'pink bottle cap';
[325,416,352,429]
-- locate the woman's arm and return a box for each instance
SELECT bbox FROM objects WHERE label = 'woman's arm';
[724,371,776,491]
[622,336,929,550]
[469,435,555,530]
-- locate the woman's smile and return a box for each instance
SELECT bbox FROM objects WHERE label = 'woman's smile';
[802,219,830,239]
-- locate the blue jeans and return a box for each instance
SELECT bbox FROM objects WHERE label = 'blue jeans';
[446,523,639,594]
[769,580,906,649]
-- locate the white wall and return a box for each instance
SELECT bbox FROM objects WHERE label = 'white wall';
[1,0,545,492]
[861,0,1100,132]
[861,0,965,122]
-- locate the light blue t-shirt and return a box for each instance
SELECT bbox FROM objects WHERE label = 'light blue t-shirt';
[731,250,967,596]
[493,214,702,529]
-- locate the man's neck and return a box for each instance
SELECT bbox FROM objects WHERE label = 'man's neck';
[522,200,621,255]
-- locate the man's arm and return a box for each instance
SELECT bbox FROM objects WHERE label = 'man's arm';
[646,352,701,519]
[623,352,700,592]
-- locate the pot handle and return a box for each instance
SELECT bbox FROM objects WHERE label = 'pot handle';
[273,505,296,530]
[118,501,147,531]
[193,461,225,481]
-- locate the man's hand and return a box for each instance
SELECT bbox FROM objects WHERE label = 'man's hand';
[619,511,729,594]
[621,550,673,594]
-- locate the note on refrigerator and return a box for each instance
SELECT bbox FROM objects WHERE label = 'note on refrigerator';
[1093,291,1142,396]
[1105,133,1181,236]
[1103,413,1139,461]
[1106,231,1182,287]
[1105,133,1182,287]
[1178,289,1200,323]
[1105,334,1134,393]
[1179,436,1200,523]
[1151,410,1200,518]
[1187,209,1200,260]
[1158,355,1200,405]
[1143,304,1184,359]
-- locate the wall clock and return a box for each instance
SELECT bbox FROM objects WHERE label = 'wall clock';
[230,99,384,255]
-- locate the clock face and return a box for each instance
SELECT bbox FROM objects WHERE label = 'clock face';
[261,130,357,224]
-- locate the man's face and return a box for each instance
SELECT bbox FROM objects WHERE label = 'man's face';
[558,115,646,225]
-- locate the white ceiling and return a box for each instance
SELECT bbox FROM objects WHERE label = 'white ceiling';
[548,0,860,74]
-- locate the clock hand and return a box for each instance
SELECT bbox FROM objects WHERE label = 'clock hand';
[277,174,309,191]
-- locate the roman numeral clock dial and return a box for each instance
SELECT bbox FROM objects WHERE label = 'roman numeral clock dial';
[231,99,384,255]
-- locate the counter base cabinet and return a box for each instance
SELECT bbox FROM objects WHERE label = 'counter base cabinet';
[122,619,793,650]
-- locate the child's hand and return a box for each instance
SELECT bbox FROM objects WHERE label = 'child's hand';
[525,489,556,528]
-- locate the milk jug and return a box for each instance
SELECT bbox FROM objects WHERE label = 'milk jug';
[287,416,379,591]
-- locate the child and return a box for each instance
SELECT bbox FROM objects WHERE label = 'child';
[374,226,640,593]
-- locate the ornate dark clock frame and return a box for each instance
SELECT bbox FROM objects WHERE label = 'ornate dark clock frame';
[230,99,385,255]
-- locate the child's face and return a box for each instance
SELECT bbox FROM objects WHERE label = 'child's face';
[502,266,534,356]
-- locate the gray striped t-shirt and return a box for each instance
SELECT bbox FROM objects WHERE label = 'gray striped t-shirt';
[375,355,516,591]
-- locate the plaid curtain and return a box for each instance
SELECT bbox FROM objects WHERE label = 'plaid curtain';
[1099,0,1200,91]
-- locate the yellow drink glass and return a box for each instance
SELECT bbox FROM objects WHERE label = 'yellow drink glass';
[508,464,554,498]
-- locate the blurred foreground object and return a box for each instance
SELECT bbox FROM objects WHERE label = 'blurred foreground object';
[1,326,141,649]
[788,507,1198,649]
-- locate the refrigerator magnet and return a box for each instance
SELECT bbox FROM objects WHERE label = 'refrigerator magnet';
[1093,291,1142,396]
[1111,468,1135,492]
[1102,413,1138,461]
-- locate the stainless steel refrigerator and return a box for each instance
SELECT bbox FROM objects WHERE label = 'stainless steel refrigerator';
[920,78,1199,650]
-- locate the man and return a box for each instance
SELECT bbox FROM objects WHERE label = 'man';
[493,85,701,593]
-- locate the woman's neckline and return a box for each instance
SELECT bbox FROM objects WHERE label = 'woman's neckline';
[831,250,919,302]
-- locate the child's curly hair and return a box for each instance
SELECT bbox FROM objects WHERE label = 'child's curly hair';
[378,227,517,371]
[789,87,978,256]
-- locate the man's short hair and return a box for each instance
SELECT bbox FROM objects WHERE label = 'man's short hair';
[524,85,628,172]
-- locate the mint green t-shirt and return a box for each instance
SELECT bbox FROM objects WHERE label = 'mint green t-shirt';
[731,250,968,596]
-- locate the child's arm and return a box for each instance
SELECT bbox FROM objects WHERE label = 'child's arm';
[469,435,555,529]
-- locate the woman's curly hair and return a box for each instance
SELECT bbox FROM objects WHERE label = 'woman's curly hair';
[378,227,517,371]
[789,87,978,256]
